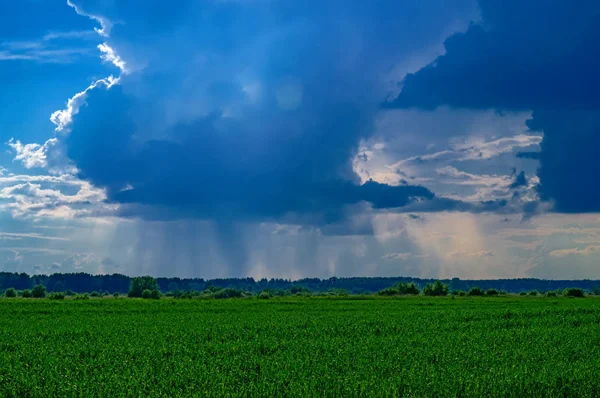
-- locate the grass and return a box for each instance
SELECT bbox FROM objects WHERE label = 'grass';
[0,296,599,397]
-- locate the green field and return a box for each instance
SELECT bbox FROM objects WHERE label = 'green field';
[1,297,600,397]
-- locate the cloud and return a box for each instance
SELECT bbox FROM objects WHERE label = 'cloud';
[448,249,494,258]
[0,232,68,241]
[49,75,119,133]
[389,0,600,213]
[53,0,479,224]
[7,139,58,169]
[510,171,527,189]
[98,43,127,73]
[0,174,110,219]
[66,0,112,37]
[381,252,428,261]
[549,245,600,257]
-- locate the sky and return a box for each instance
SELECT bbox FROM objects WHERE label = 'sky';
[1,0,599,279]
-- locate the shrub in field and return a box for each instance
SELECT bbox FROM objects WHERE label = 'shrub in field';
[5,288,16,298]
[528,290,538,296]
[22,289,32,298]
[129,276,161,298]
[378,287,400,296]
[258,292,271,299]
[142,289,152,299]
[74,293,89,300]
[49,292,65,300]
[212,288,244,299]
[113,292,119,298]
[593,286,600,296]
[290,285,311,294]
[486,289,499,296]
[519,291,527,296]
[467,287,484,296]
[378,282,421,296]
[546,291,557,297]
[564,288,585,298]
[90,291,100,297]
[32,285,46,298]
[65,290,74,296]
[150,289,161,299]
[423,281,449,296]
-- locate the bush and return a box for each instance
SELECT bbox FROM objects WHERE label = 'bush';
[423,281,449,296]
[546,290,557,297]
[49,292,65,300]
[486,289,499,296]
[32,285,46,298]
[212,288,244,299]
[467,287,484,296]
[22,289,32,298]
[519,291,527,296]
[258,291,271,299]
[65,290,74,296]
[377,287,400,296]
[458,291,466,297]
[290,285,311,294]
[113,292,119,298]
[142,289,152,299]
[90,291,100,297]
[5,288,16,298]
[74,293,89,300]
[528,290,538,296]
[150,289,161,299]
[564,288,585,298]
[129,276,161,298]
[450,290,464,296]
[378,282,420,296]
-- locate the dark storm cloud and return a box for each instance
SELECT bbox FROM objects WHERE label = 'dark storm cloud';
[64,0,477,223]
[390,0,600,212]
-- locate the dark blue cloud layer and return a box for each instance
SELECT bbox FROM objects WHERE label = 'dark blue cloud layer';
[391,0,600,212]
[64,0,478,223]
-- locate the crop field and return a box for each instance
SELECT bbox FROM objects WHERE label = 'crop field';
[0,297,599,397]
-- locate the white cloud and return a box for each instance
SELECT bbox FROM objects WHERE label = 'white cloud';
[98,43,127,73]
[0,232,68,241]
[42,30,97,41]
[448,249,495,258]
[381,252,428,261]
[0,174,111,220]
[549,245,600,257]
[390,134,542,169]
[50,75,119,133]
[7,138,58,169]
[66,0,112,37]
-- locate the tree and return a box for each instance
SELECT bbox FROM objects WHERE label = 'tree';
[32,284,46,298]
[142,289,152,299]
[5,288,16,298]
[486,289,499,296]
[423,281,449,296]
[467,287,484,296]
[150,289,161,299]
[22,289,32,298]
[129,276,160,297]
[564,288,585,298]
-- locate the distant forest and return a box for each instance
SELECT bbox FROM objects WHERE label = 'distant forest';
[0,272,599,294]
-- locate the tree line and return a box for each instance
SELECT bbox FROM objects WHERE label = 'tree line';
[0,274,594,299]
[0,272,599,294]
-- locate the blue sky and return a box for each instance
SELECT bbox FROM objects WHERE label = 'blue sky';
[0,0,599,279]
